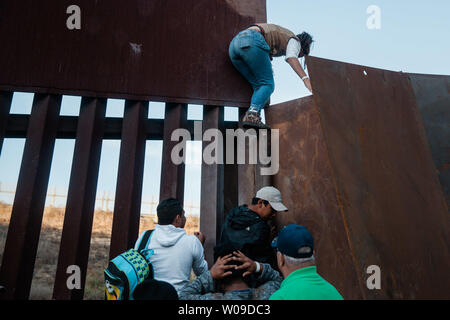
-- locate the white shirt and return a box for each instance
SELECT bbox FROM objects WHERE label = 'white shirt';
[135,224,208,293]
[285,38,301,61]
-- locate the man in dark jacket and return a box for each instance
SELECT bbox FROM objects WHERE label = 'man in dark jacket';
[214,186,288,266]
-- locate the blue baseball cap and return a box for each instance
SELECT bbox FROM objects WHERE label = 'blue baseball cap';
[271,224,314,258]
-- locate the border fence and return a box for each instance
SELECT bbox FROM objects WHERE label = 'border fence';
[0,96,265,299]
[0,0,268,300]
[0,183,200,216]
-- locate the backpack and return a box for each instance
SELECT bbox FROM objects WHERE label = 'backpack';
[215,206,275,266]
[104,230,155,300]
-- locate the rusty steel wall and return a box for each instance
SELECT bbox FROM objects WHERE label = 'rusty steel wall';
[265,96,364,299]
[408,74,450,210]
[298,56,450,299]
[0,0,266,107]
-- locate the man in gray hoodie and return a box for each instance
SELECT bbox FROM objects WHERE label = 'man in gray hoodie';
[134,198,208,293]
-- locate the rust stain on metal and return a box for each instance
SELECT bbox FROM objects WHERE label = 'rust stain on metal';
[359,126,366,146]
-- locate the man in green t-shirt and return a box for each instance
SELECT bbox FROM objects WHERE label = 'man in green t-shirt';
[269,224,344,300]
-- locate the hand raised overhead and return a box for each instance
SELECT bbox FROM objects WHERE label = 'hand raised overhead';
[210,254,236,280]
[231,251,258,277]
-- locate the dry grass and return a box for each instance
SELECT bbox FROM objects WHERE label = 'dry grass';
[0,202,199,300]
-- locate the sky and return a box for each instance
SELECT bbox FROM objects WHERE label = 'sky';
[0,0,449,215]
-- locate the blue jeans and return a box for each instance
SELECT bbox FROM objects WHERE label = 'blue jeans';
[229,30,274,112]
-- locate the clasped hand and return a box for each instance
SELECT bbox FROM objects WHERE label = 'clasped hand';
[210,251,258,280]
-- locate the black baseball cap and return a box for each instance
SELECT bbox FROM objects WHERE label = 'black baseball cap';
[271,224,314,258]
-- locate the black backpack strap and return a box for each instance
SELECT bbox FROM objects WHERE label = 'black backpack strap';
[137,229,154,252]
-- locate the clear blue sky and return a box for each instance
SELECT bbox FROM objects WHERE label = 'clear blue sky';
[1,0,449,215]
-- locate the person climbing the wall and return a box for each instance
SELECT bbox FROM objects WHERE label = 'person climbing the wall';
[229,23,313,129]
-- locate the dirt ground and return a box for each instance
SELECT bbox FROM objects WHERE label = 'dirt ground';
[0,202,200,300]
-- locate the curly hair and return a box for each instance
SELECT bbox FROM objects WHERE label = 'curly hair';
[296,32,314,56]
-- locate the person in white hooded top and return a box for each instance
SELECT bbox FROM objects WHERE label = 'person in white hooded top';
[134,198,208,293]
